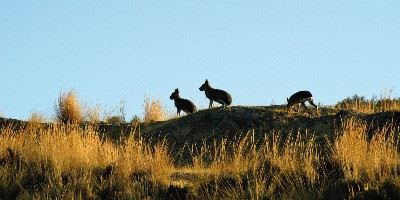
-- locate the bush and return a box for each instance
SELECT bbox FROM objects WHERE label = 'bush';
[55,90,83,124]
[28,112,45,123]
[143,96,166,122]
[106,115,124,124]
[84,104,101,124]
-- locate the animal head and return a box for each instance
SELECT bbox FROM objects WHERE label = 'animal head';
[170,88,179,100]
[199,79,210,91]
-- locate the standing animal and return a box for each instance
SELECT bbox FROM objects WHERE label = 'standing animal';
[199,79,232,108]
[170,88,197,116]
[287,91,318,114]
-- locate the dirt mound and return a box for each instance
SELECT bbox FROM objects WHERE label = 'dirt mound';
[137,106,400,151]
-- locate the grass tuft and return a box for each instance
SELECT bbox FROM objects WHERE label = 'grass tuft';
[331,117,399,182]
[55,90,83,124]
[336,94,400,113]
[143,96,166,122]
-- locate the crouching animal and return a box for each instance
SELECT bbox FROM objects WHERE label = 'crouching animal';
[287,91,318,114]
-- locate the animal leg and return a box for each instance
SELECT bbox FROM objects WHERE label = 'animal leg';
[287,105,292,114]
[308,99,318,114]
[297,103,301,114]
[209,100,213,109]
[301,102,310,113]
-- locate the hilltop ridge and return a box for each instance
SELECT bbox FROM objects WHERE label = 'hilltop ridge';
[137,106,400,150]
[2,105,399,149]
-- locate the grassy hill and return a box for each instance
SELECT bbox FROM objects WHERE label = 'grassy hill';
[1,105,400,199]
[137,105,400,144]
[4,105,399,152]
[89,105,400,162]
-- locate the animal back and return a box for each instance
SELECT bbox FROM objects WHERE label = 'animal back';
[206,89,232,105]
[289,91,312,103]
[176,98,196,113]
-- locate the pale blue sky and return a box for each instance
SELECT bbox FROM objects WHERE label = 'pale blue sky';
[1,1,399,120]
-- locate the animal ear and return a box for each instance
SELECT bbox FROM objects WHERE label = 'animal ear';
[176,88,179,92]
[205,79,208,83]
[287,98,289,103]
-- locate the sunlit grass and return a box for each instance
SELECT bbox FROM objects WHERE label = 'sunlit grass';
[183,130,322,199]
[143,96,167,122]
[0,124,175,199]
[1,93,400,199]
[336,94,400,113]
[55,90,83,124]
[331,118,399,182]
[84,104,101,124]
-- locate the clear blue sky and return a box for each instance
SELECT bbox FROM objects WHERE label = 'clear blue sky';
[1,1,399,120]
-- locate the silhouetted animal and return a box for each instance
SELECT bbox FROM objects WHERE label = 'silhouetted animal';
[170,88,197,116]
[287,91,318,114]
[199,79,232,108]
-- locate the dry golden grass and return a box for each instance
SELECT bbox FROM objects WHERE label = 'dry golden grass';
[188,131,319,180]
[184,116,400,199]
[1,111,399,199]
[84,104,101,124]
[336,95,400,113]
[143,96,166,122]
[28,112,46,123]
[189,132,264,176]
[0,124,175,199]
[55,90,83,124]
[0,124,174,178]
[27,112,46,128]
[330,117,400,182]
[183,130,321,199]
[116,134,174,182]
[263,131,320,183]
